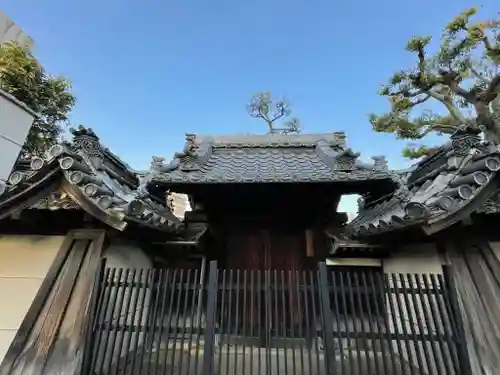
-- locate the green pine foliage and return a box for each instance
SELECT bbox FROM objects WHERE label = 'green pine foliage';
[370,7,500,159]
[0,42,76,156]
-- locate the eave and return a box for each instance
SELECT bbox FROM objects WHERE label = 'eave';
[349,127,500,239]
[0,142,181,233]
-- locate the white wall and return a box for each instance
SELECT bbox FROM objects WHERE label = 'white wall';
[0,11,35,182]
[0,91,36,181]
[0,10,34,48]
[0,235,64,363]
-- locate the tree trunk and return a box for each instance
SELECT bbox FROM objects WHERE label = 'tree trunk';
[475,101,500,144]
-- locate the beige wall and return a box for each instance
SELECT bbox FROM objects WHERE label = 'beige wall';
[383,243,444,275]
[0,235,64,363]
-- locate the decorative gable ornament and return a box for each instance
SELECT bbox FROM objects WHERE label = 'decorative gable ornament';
[70,125,101,157]
[451,125,481,156]
[333,148,361,170]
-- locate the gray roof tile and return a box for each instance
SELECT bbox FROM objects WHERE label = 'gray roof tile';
[150,133,394,185]
[350,126,500,238]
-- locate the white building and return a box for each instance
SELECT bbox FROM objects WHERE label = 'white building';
[0,10,36,183]
[0,10,34,48]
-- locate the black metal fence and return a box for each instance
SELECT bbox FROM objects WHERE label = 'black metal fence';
[82,262,471,375]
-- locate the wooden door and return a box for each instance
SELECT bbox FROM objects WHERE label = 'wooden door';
[224,228,306,340]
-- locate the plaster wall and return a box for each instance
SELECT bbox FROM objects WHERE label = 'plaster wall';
[0,235,64,364]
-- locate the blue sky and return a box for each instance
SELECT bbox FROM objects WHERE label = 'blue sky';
[2,0,498,213]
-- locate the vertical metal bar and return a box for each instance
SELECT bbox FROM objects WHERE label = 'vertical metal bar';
[338,269,355,374]
[242,270,248,375]
[345,269,363,375]
[415,274,447,375]
[281,270,289,375]
[288,270,297,375]
[250,269,255,375]
[273,270,280,375]
[177,269,193,375]
[202,261,219,375]
[391,273,417,375]
[309,270,321,374]
[172,269,191,375]
[264,269,273,375]
[192,267,204,375]
[88,267,111,374]
[257,270,262,374]
[137,269,157,374]
[153,269,171,375]
[399,273,427,374]
[93,268,118,371]
[216,269,227,375]
[81,258,106,375]
[167,269,185,375]
[186,269,200,375]
[441,269,473,375]
[122,269,145,375]
[361,271,391,375]
[295,270,305,375]
[163,270,179,372]
[317,262,337,375]
[428,273,460,374]
[423,274,455,375]
[301,271,314,374]
[130,269,152,374]
[353,270,374,375]
[382,273,406,375]
[234,269,241,375]
[142,269,163,375]
[330,269,345,374]
[101,268,122,375]
[196,256,207,332]
[226,269,234,375]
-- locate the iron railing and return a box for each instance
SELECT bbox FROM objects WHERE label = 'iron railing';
[82,261,471,375]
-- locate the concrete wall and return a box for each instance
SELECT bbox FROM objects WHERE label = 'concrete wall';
[0,11,35,182]
[0,235,64,363]
[0,91,36,181]
[0,10,34,48]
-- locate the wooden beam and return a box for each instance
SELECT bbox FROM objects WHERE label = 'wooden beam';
[326,258,382,267]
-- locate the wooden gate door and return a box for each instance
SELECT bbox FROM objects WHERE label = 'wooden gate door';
[224,228,305,343]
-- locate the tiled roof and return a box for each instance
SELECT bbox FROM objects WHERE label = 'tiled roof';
[0,126,180,232]
[149,132,395,186]
[349,126,500,238]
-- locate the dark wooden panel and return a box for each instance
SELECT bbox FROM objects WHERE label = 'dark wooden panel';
[443,235,500,375]
[0,229,106,375]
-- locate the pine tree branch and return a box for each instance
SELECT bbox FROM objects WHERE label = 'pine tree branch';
[484,74,500,102]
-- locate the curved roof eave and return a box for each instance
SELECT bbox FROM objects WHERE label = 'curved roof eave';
[349,127,500,239]
[0,142,181,233]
